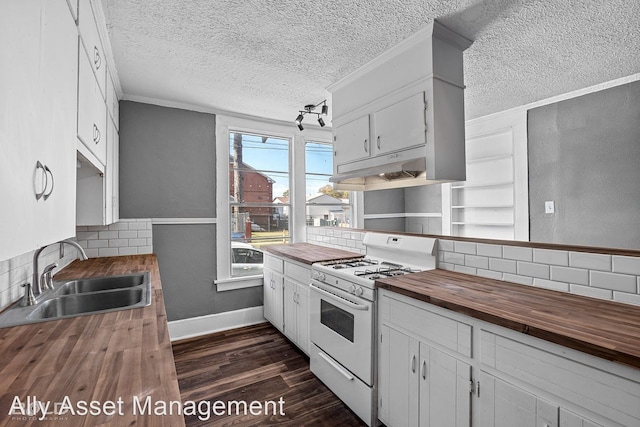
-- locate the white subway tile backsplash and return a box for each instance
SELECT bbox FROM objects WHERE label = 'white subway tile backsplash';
[454,241,477,255]
[589,271,636,293]
[517,262,550,279]
[612,256,640,276]
[613,291,640,306]
[533,278,569,292]
[438,240,454,252]
[465,255,489,270]
[454,265,477,275]
[305,228,640,307]
[77,219,153,258]
[503,273,534,286]
[503,246,533,262]
[118,230,138,239]
[569,252,611,271]
[550,266,589,286]
[533,249,569,266]
[477,269,503,280]
[477,243,502,258]
[443,252,465,265]
[569,284,613,300]
[98,231,119,239]
[489,258,517,274]
[118,247,138,256]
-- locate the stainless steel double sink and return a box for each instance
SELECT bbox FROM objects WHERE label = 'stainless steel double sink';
[0,272,152,328]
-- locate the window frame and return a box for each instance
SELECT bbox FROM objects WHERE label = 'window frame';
[215,114,332,290]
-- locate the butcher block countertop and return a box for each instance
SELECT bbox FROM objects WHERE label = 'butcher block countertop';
[376,268,640,370]
[263,243,361,265]
[0,254,185,427]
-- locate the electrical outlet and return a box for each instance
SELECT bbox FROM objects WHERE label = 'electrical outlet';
[545,201,555,214]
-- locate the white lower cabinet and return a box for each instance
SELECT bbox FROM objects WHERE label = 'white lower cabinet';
[263,253,311,355]
[263,264,284,332]
[379,294,472,427]
[378,289,640,427]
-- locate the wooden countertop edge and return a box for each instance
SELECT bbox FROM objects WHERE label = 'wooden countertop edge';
[263,243,361,265]
[0,254,185,427]
[377,270,640,370]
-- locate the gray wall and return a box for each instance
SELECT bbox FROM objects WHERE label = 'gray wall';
[363,188,405,231]
[119,101,217,218]
[528,81,640,249]
[119,101,261,321]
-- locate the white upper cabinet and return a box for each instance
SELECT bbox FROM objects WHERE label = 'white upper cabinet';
[328,21,472,191]
[78,0,106,98]
[333,114,370,166]
[373,92,427,156]
[0,0,78,261]
[77,44,107,166]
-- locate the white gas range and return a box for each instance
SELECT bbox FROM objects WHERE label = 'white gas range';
[309,233,437,426]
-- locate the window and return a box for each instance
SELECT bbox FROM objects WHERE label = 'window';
[305,141,351,228]
[229,132,290,276]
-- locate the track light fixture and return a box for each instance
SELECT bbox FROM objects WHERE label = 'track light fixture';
[294,100,328,130]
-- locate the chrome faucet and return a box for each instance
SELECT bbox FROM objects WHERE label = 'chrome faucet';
[32,239,88,297]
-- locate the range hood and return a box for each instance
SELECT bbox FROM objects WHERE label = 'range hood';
[328,20,472,191]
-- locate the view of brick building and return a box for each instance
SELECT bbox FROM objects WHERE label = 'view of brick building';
[229,158,274,231]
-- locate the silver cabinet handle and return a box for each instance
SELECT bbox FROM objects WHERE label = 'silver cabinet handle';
[363,139,368,153]
[377,135,381,149]
[411,354,416,373]
[35,161,47,200]
[94,46,102,69]
[421,360,427,380]
[93,124,101,144]
[43,164,54,200]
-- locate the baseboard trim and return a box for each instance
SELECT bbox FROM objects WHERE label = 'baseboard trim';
[167,306,266,342]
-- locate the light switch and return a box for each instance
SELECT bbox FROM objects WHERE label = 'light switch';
[545,201,555,214]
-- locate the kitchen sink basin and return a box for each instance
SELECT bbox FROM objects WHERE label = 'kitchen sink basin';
[0,272,151,328]
[54,273,146,295]
[28,288,145,320]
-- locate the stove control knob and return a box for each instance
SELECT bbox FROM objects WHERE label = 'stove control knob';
[356,287,364,296]
[315,272,325,282]
[348,284,356,294]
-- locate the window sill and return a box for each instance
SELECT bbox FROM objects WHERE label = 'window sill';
[214,275,264,292]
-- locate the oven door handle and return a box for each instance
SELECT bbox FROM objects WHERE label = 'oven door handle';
[310,284,369,311]
[318,351,354,381]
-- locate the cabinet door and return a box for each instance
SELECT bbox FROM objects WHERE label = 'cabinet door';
[263,268,284,331]
[373,92,426,156]
[38,0,78,244]
[379,326,419,427]
[78,0,106,98]
[0,0,76,261]
[419,344,471,427]
[283,278,297,342]
[333,114,370,168]
[78,45,107,166]
[559,409,603,427]
[479,374,559,427]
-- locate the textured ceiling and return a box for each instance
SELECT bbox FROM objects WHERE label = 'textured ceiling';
[101,0,640,123]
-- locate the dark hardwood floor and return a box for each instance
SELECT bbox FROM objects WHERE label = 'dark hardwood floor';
[172,322,367,427]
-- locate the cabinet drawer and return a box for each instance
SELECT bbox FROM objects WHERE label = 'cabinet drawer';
[78,0,106,99]
[264,254,284,274]
[285,261,311,284]
[77,46,107,166]
[385,295,472,357]
[480,330,640,426]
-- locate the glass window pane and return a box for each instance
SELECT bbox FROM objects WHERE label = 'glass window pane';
[305,141,351,228]
[230,132,290,276]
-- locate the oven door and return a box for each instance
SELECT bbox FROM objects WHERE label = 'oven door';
[309,280,374,385]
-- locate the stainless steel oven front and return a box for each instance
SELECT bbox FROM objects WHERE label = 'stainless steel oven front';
[309,280,374,386]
